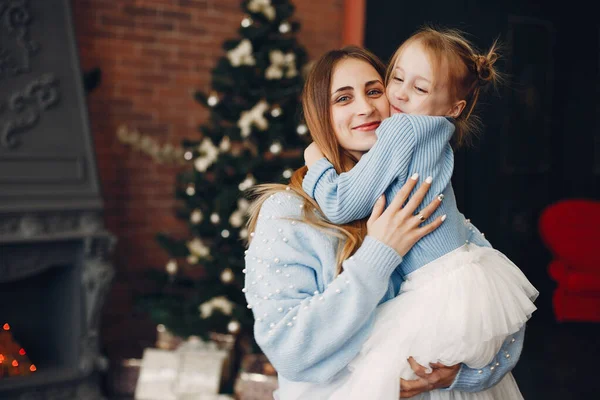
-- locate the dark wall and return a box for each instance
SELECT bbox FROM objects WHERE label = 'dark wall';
[365,0,599,313]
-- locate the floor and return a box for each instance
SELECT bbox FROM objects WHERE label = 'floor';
[515,318,600,399]
[511,273,600,399]
[104,277,600,399]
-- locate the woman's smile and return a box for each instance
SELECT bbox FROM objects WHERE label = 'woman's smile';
[352,121,381,131]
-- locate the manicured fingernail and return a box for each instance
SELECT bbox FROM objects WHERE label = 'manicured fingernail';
[441,214,447,221]
[425,176,433,184]
[437,194,445,201]
[411,173,419,180]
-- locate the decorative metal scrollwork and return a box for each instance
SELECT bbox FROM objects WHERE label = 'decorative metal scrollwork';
[1,73,60,148]
[0,0,39,79]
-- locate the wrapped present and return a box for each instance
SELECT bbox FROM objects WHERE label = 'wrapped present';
[175,339,228,395]
[135,348,179,400]
[107,358,142,396]
[234,353,278,400]
[134,340,228,400]
[156,325,237,384]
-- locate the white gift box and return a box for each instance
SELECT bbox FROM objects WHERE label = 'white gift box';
[134,349,179,400]
[175,350,228,395]
[134,345,229,400]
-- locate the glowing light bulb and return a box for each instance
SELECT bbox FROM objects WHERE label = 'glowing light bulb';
[19,348,26,356]
[30,365,37,372]
[12,360,19,367]
[3,323,10,330]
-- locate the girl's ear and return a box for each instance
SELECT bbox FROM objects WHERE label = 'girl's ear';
[449,100,467,118]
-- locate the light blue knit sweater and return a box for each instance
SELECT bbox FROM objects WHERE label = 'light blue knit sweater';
[244,191,525,394]
[303,113,474,277]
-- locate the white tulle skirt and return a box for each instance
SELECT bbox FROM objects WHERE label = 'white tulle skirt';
[279,244,538,400]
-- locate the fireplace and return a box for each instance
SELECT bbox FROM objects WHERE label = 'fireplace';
[0,0,115,398]
[0,218,115,399]
[1,261,81,374]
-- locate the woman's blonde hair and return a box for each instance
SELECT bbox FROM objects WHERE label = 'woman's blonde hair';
[385,26,502,146]
[246,46,387,275]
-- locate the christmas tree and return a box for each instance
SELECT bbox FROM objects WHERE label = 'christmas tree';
[137,0,309,344]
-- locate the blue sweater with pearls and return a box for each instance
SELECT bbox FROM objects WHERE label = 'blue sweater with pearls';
[244,191,525,394]
[303,113,475,277]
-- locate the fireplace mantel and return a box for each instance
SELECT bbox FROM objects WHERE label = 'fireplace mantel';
[0,1,115,398]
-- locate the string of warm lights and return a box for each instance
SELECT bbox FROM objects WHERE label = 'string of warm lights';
[0,323,36,379]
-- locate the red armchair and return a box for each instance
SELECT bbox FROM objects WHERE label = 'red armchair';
[539,199,600,322]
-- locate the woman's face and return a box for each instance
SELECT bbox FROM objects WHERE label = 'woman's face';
[330,58,389,160]
[386,41,457,117]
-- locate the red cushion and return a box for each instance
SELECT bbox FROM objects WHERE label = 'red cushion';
[539,199,600,273]
[553,288,600,322]
[549,260,600,292]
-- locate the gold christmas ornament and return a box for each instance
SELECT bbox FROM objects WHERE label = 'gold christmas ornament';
[187,238,210,258]
[207,91,219,107]
[186,184,196,196]
[269,141,282,155]
[279,21,291,34]
[241,15,253,28]
[190,209,203,224]
[227,320,241,334]
[296,123,308,135]
[270,105,282,118]
[221,268,234,283]
[165,259,178,275]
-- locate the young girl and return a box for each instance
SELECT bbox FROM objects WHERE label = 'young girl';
[245,44,527,400]
[302,27,538,399]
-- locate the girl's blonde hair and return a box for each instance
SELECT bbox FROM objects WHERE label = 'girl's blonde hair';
[246,46,387,275]
[385,26,502,146]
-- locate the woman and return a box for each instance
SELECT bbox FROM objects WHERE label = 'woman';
[244,46,524,399]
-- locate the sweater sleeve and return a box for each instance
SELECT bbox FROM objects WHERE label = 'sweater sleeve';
[446,325,526,391]
[245,192,404,383]
[465,216,493,248]
[302,114,417,224]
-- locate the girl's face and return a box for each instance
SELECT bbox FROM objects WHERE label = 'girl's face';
[386,41,462,117]
[330,58,389,160]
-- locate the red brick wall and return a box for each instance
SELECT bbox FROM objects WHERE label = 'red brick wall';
[71,0,345,356]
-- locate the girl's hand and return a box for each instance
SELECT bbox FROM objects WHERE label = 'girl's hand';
[399,357,461,398]
[304,142,325,168]
[367,174,445,257]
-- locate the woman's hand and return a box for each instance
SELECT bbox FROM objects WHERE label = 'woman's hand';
[399,357,461,398]
[304,142,325,168]
[367,174,445,257]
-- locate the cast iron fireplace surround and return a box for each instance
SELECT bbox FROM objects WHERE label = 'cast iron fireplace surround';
[1,0,115,398]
